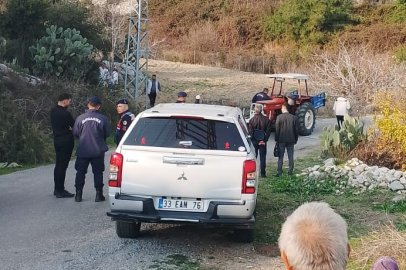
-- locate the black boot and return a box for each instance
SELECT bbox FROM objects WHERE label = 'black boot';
[75,190,83,202]
[95,190,105,202]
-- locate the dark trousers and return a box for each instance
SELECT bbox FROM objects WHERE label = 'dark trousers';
[277,142,294,175]
[53,138,74,192]
[148,93,157,107]
[253,142,267,176]
[75,155,105,191]
[336,115,344,129]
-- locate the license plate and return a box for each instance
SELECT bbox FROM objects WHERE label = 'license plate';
[158,198,204,211]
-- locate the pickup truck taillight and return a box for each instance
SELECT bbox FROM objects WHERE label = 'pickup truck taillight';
[109,153,123,187]
[242,160,257,194]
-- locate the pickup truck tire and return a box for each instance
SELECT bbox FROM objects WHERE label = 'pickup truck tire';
[296,102,316,136]
[116,221,141,238]
[234,228,254,243]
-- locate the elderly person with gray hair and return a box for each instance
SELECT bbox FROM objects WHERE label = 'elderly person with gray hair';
[248,104,272,177]
[279,202,351,270]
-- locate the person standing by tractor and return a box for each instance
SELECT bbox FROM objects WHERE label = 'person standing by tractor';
[114,99,135,146]
[284,92,296,114]
[252,88,271,103]
[333,91,351,129]
[275,103,298,177]
[248,104,272,178]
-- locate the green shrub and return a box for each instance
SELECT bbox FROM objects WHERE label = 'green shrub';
[386,0,406,23]
[263,0,353,45]
[0,81,53,163]
[3,58,29,74]
[392,46,406,63]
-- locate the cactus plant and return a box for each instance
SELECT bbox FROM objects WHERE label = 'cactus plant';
[29,25,93,79]
[319,115,367,158]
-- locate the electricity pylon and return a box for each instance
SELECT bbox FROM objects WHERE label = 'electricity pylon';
[123,0,149,108]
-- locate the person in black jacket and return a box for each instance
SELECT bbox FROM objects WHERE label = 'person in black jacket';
[73,96,111,202]
[248,104,272,177]
[50,93,75,198]
[275,103,298,176]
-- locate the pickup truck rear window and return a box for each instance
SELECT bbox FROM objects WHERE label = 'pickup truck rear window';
[123,117,245,151]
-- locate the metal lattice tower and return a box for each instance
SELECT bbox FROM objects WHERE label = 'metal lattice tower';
[123,0,149,107]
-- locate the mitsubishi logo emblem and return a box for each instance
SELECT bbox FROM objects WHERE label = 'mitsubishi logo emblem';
[177,171,187,180]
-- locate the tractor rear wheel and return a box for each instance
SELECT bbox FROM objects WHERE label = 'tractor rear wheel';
[296,102,316,136]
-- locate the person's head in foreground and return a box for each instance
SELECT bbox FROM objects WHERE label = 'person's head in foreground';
[371,256,399,270]
[278,202,350,270]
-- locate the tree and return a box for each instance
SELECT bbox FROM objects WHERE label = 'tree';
[0,0,49,62]
[264,0,353,45]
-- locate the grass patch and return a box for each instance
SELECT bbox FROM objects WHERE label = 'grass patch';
[373,200,406,214]
[255,148,406,268]
[149,254,213,270]
[0,164,39,175]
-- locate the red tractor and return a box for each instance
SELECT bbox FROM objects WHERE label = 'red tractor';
[246,73,326,136]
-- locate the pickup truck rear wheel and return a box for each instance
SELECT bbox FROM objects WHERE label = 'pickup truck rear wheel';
[116,221,141,238]
[234,228,254,243]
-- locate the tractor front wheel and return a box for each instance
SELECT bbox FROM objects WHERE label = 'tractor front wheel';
[296,102,316,136]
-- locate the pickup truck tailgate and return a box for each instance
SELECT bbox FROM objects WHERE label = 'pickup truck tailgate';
[120,148,247,200]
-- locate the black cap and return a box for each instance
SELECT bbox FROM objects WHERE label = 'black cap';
[88,96,101,105]
[116,99,129,105]
[178,91,187,97]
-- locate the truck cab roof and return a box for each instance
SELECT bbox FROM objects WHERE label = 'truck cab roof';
[139,103,243,121]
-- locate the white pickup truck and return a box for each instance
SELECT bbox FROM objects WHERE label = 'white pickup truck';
[107,103,258,242]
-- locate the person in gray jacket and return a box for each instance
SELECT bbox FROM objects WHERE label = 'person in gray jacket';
[275,103,298,176]
[73,96,111,202]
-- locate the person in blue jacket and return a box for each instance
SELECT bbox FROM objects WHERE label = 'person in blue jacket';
[73,96,111,203]
[252,88,271,103]
[114,99,135,146]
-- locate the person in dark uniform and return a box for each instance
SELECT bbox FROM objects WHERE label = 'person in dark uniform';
[248,104,272,177]
[176,91,187,103]
[114,99,135,146]
[252,88,271,103]
[73,96,111,202]
[50,93,75,198]
[275,103,298,177]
